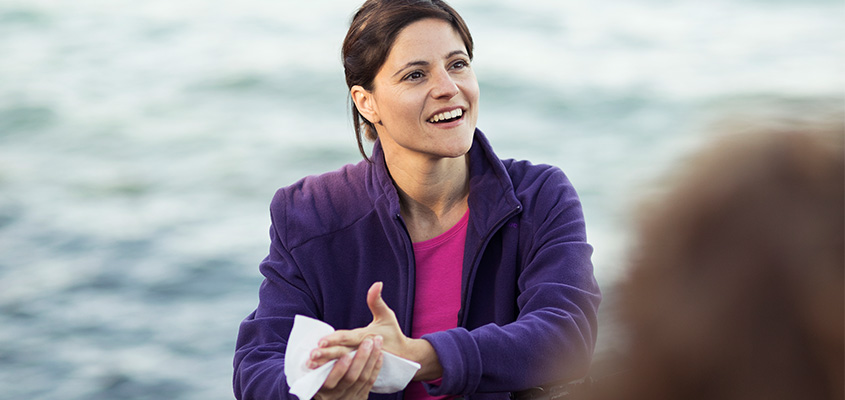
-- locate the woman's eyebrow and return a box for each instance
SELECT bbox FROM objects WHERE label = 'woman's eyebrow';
[391,50,469,78]
[444,50,469,59]
[392,60,429,78]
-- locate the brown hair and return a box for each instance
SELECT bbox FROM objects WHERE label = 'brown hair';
[608,108,844,400]
[342,0,474,160]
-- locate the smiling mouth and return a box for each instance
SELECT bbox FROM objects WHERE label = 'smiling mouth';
[428,108,463,124]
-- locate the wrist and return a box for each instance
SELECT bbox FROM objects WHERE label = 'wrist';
[407,338,443,381]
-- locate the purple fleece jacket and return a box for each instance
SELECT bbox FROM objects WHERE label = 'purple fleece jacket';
[233,129,601,400]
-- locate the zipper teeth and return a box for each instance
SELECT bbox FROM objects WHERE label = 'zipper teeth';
[458,204,522,326]
[395,214,416,335]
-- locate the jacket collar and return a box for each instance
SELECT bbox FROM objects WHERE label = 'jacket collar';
[367,129,523,233]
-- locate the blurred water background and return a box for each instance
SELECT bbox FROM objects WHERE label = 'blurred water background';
[0,0,842,398]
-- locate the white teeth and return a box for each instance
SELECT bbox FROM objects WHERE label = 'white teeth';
[429,109,463,123]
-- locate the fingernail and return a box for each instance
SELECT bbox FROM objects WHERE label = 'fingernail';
[309,361,318,369]
[362,338,373,350]
[374,335,383,347]
[311,350,321,359]
[318,340,327,347]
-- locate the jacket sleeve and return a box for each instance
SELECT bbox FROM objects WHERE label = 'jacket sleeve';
[423,166,601,396]
[233,190,320,400]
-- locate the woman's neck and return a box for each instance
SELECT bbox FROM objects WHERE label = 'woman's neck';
[385,153,470,243]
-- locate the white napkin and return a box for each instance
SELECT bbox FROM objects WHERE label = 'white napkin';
[285,315,421,400]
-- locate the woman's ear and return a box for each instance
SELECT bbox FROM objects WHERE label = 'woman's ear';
[351,85,379,125]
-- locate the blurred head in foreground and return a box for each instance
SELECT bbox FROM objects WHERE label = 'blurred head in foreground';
[612,107,844,400]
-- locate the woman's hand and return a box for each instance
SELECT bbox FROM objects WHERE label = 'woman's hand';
[312,336,384,400]
[309,282,444,381]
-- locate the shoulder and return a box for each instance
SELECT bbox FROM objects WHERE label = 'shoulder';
[503,159,586,237]
[502,159,579,202]
[470,131,578,205]
[269,161,374,248]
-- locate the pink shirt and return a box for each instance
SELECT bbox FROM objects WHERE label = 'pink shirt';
[404,210,469,400]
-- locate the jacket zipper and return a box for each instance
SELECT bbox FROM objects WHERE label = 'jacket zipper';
[457,204,522,326]
[393,213,417,336]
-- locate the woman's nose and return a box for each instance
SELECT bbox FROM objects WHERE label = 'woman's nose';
[430,69,459,99]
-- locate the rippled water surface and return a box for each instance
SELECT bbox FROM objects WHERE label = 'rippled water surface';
[1,0,842,398]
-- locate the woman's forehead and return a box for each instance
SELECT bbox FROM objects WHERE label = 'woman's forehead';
[385,19,467,64]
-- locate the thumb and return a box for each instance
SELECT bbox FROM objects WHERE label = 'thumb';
[367,281,393,322]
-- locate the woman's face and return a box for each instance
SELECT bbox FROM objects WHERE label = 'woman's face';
[354,18,479,162]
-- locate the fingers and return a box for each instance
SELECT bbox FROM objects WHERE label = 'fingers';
[348,336,383,398]
[320,336,383,398]
[316,328,370,358]
[322,351,354,390]
[309,344,353,369]
[316,281,395,351]
[340,336,377,387]
[353,340,384,398]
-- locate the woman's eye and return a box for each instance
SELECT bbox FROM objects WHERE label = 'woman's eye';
[451,60,468,70]
[404,71,424,81]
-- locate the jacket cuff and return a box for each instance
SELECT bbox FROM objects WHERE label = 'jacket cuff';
[421,328,482,395]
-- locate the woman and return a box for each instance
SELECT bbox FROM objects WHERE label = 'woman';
[233,1,601,400]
